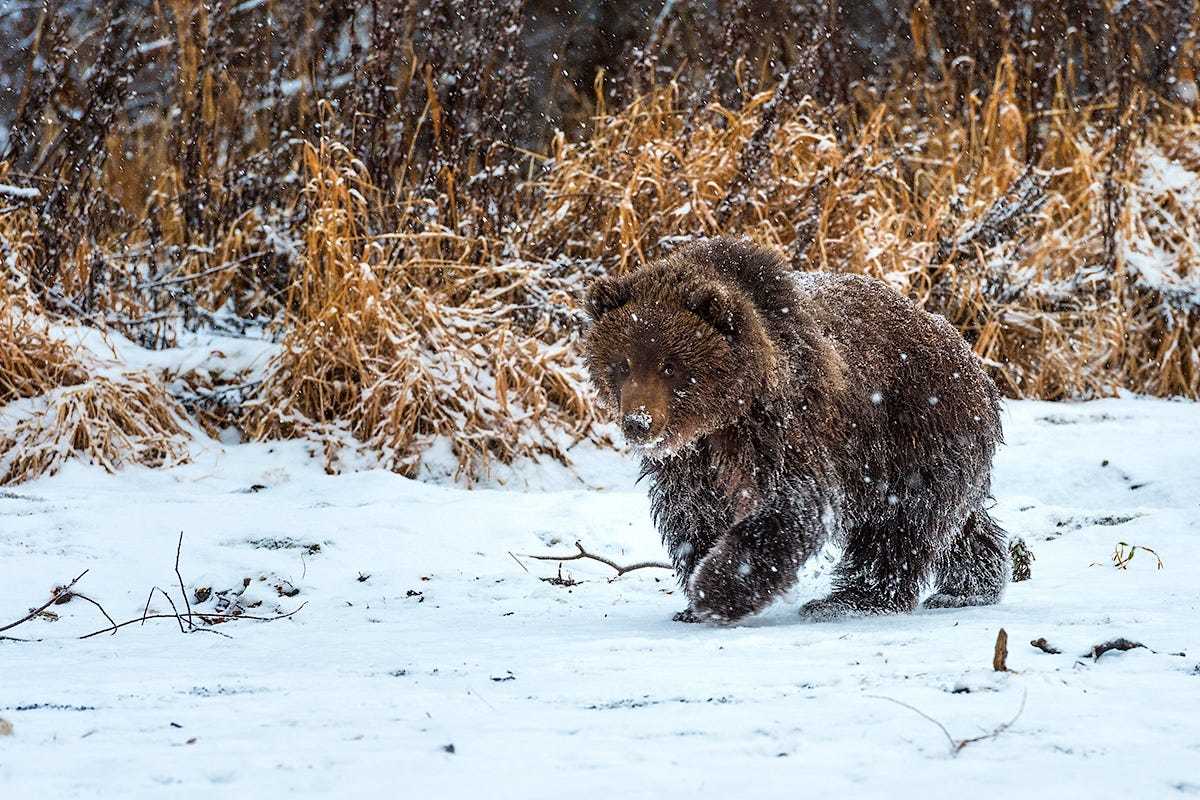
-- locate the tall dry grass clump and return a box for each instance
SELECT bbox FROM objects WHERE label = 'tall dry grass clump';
[241,136,598,480]
[0,288,192,484]
[0,291,87,404]
[0,377,192,485]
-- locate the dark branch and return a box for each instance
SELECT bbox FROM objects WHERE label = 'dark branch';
[78,603,307,640]
[1084,638,1148,660]
[523,541,672,578]
[70,592,118,636]
[1030,637,1062,655]
[0,569,89,634]
[174,532,195,631]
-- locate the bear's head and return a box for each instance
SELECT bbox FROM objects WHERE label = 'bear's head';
[583,264,779,456]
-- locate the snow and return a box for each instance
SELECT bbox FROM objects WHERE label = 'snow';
[0,183,39,200]
[1122,143,1200,309]
[1,398,1199,798]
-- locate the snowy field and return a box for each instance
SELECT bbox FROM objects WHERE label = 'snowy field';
[1,397,1198,798]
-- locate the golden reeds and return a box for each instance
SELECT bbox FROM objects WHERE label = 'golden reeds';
[240,137,598,481]
[530,69,1200,400]
[0,375,191,485]
[0,290,192,484]
[1,28,1197,484]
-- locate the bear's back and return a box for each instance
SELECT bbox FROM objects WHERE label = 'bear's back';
[788,269,1001,439]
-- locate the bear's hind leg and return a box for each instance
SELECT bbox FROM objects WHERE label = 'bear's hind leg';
[799,522,931,621]
[923,509,1010,609]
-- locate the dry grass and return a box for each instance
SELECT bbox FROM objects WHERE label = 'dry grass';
[239,137,599,480]
[530,66,1200,399]
[0,288,191,484]
[1,3,1197,484]
[0,375,191,485]
[0,291,87,404]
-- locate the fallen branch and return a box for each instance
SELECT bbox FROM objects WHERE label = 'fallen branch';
[933,167,1048,265]
[1,534,304,640]
[79,603,306,640]
[1030,637,1062,655]
[0,570,89,634]
[523,541,672,579]
[868,689,1028,756]
[1084,638,1148,660]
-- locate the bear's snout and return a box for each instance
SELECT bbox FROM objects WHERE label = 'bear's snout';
[622,408,654,440]
[618,375,670,446]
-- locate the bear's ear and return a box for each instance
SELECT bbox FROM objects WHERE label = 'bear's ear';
[684,282,741,338]
[585,274,633,321]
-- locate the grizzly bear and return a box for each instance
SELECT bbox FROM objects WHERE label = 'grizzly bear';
[583,237,1009,623]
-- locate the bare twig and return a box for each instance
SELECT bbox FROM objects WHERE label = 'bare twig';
[869,689,1028,756]
[79,603,307,640]
[954,691,1027,753]
[174,532,195,630]
[0,570,89,634]
[70,592,118,636]
[136,252,267,289]
[867,695,957,752]
[523,541,672,579]
[150,586,187,634]
[2,538,304,641]
[140,588,156,627]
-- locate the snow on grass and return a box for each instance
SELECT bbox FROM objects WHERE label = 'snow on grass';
[0,183,39,200]
[0,398,1198,798]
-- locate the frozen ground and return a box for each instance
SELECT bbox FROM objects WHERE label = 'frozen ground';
[1,398,1198,798]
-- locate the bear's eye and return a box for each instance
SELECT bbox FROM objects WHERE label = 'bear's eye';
[611,360,630,379]
[662,361,675,377]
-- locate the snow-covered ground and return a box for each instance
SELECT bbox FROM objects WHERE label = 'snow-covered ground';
[1,398,1198,798]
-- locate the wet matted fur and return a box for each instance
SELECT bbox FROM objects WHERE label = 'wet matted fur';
[584,237,1009,623]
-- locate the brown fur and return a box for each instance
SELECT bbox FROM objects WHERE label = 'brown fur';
[584,237,1009,623]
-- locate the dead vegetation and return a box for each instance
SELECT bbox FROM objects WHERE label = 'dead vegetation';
[1030,637,1062,655]
[868,689,1029,756]
[1091,541,1166,570]
[1085,637,1148,660]
[0,1,1197,484]
[520,540,673,580]
[0,290,193,483]
[0,532,303,642]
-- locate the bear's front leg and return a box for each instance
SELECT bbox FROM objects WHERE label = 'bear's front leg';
[686,505,824,623]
